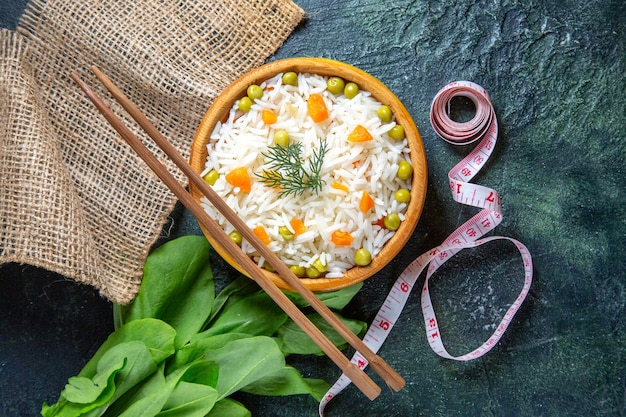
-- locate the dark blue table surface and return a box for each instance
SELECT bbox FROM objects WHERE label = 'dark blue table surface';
[2,0,625,416]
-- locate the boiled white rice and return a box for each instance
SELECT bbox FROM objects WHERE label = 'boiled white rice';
[200,72,412,278]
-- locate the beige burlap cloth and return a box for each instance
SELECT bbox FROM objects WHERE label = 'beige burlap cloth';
[0,0,305,303]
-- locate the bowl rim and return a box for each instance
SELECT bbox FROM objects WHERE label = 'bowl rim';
[189,57,427,292]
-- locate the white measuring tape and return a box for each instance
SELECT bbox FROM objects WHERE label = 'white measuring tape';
[319,81,533,415]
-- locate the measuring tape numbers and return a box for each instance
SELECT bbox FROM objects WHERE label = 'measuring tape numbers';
[319,81,533,415]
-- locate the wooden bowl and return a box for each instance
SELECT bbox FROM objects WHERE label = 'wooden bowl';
[189,57,427,292]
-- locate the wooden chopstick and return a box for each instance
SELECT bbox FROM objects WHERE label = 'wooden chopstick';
[71,67,405,396]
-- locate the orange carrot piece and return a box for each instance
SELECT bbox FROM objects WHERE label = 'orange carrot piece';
[253,225,270,245]
[359,191,375,213]
[331,182,349,193]
[225,167,251,192]
[347,124,373,142]
[331,230,354,246]
[290,217,307,235]
[307,93,329,123]
[261,109,278,124]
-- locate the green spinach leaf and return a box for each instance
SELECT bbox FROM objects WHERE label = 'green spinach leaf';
[201,291,288,337]
[86,341,159,416]
[205,398,251,417]
[171,333,252,371]
[79,318,176,379]
[64,361,123,405]
[276,312,367,356]
[156,360,219,417]
[285,282,363,310]
[200,336,285,400]
[41,358,125,417]
[156,381,217,417]
[118,236,215,348]
[101,366,167,417]
[241,365,330,402]
[115,360,218,417]
[206,276,261,324]
[44,341,157,417]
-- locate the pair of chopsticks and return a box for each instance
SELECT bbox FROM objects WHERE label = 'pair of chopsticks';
[70,66,405,400]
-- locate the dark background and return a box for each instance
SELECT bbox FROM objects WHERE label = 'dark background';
[2,0,625,416]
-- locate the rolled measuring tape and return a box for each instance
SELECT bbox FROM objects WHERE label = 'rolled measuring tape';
[319,81,533,416]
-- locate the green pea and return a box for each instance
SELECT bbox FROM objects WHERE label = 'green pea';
[383,213,401,231]
[394,188,411,203]
[389,124,405,140]
[312,258,328,273]
[396,160,413,181]
[229,230,243,245]
[377,105,392,123]
[282,71,298,86]
[247,84,264,100]
[203,169,219,186]
[263,262,275,273]
[278,225,294,241]
[306,266,322,278]
[354,248,372,266]
[273,130,290,147]
[327,77,345,95]
[237,96,253,112]
[344,82,359,99]
[290,265,306,277]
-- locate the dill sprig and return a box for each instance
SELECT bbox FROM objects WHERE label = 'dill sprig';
[257,139,328,197]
